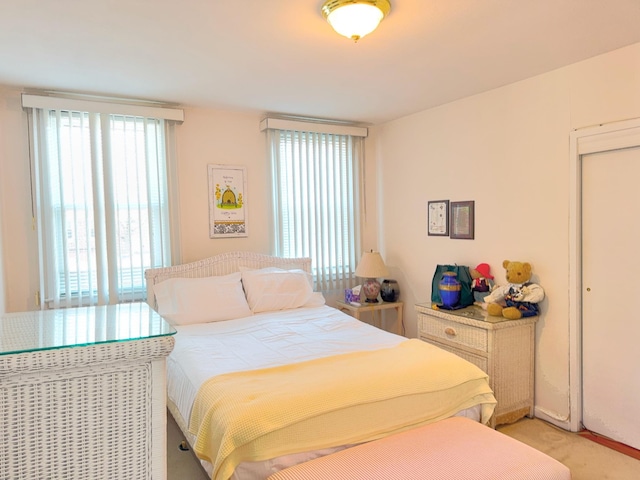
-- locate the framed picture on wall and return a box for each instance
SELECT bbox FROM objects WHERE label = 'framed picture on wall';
[208,164,248,238]
[450,201,475,239]
[427,200,449,236]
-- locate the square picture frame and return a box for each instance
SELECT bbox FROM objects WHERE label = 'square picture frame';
[427,200,449,236]
[450,201,475,239]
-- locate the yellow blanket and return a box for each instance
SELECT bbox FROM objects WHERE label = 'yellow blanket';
[189,339,497,480]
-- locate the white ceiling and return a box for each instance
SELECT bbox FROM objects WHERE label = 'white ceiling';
[1,0,640,125]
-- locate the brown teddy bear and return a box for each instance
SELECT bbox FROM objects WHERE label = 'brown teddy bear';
[483,260,544,320]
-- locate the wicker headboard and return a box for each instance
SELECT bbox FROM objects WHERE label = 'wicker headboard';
[144,251,312,308]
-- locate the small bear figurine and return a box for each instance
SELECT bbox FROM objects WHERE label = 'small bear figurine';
[483,260,544,320]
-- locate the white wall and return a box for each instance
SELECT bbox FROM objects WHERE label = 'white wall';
[376,42,640,427]
[0,87,37,312]
[174,107,273,263]
[0,88,10,314]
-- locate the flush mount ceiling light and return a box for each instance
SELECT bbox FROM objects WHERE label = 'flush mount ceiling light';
[321,0,391,42]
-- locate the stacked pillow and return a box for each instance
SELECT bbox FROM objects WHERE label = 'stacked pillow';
[153,272,251,325]
[153,267,325,325]
[240,267,324,313]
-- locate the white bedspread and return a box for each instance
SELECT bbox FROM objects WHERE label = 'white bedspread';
[167,305,406,423]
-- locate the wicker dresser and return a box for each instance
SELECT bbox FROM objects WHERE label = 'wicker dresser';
[0,302,175,480]
[415,303,537,427]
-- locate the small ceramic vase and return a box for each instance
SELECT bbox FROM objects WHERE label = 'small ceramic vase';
[380,279,400,302]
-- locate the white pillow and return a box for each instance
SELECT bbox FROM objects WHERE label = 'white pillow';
[238,265,314,287]
[241,268,316,313]
[304,291,327,308]
[153,272,252,325]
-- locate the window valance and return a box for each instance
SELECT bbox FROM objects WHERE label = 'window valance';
[21,93,184,123]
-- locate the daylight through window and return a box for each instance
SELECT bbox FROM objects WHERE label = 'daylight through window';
[266,125,364,291]
[27,102,177,308]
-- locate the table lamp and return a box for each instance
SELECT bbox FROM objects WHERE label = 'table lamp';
[355,251,389,303]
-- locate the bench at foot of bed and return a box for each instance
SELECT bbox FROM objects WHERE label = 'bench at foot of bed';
[267,417,571,480]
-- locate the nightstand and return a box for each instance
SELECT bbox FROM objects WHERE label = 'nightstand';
[414,303,537,427]
[336,300,404,335]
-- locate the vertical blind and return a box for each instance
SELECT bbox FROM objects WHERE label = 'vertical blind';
[27,102,178,308]
[267,126,364,291]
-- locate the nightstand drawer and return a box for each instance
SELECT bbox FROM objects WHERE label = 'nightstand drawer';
[420,316,488,352]
[423,339,489,372]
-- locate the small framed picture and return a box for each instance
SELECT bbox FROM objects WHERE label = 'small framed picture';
[450,201,475,239]
[427,200,449,236]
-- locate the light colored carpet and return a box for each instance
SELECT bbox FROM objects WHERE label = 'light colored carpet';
[497,417,640,480]
[167,411,209,480]
[167,411,640,479]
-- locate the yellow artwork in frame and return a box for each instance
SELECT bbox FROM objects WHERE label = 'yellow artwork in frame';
[208,164,248,238]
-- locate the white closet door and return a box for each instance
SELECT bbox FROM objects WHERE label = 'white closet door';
[582,145,640,449]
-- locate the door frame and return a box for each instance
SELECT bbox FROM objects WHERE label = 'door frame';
[569,117,640,432]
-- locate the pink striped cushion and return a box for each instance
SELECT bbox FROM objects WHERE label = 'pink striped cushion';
[267,417,571,480]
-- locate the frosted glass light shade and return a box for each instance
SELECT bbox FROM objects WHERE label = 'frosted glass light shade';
[322,0,391,42]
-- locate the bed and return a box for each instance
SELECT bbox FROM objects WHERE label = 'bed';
[145,251,497,480]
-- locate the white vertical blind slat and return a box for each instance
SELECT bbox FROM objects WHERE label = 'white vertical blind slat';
[282,131,291,254]
[332,136,341,289]
[319,133,330,289]
[332,135,342,290]
[268,130,281,254]
[146,119,169,268]
[122,115,132,301]
[132,116,144,301]
[31,111,50,306]
[65,111,79,307]
[57,110,72,308]
[50,111,62,307]
[100,114,119,305]
[340,135,348,287]
[302,133,313,284]
[78,111,94,306]
[337,135,347,288]
[293,131,303,257]
[135,118,146,298]
[89,112,108,305]
[300,132,310,260]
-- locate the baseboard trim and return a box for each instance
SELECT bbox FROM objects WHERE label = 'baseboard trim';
[534,406,572,431]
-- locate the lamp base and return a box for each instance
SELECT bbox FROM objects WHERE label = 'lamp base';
[362,278,381,303]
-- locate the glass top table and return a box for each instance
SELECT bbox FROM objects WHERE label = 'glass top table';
[0,302,175,356]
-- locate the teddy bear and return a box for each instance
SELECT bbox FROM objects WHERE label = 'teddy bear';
[470,263,495,304]
[483,260,544,320]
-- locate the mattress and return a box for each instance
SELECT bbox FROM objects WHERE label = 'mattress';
[167,305,406,422]
[167,305,487,479]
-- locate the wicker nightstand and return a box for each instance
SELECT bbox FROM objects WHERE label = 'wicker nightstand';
[414,303,537,427]
[0,302,175,480]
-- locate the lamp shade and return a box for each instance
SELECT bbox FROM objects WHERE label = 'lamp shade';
[355,251,389,279]
[322,0,391,42]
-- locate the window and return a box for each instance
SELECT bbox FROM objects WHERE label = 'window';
[24,94,182,308]
[263,119,366,291]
